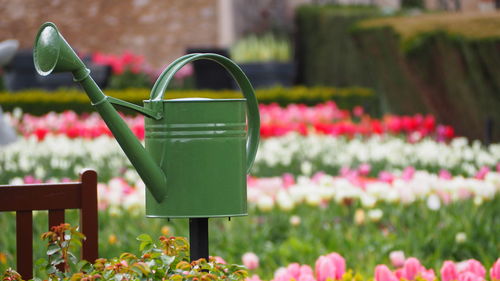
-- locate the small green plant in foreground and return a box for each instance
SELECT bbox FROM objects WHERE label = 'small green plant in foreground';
[1,223,247,281]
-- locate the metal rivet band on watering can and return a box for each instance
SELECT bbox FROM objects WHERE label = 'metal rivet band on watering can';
[149,53,260,173]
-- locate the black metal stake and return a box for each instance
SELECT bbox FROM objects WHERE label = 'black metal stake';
[189,218,209,262]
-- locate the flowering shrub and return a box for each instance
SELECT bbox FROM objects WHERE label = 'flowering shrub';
[92,51,153,89]
[1,224,247,281]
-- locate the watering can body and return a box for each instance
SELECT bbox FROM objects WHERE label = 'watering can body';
[33,22,260,219]
[144,99,248,218]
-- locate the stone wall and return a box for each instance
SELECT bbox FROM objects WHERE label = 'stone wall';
[0,0,220,68]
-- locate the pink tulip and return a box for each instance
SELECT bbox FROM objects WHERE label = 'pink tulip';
[439,170,453,180]
[23,175,37,184]
[375,265,399,281]
[300,265,314,277]
[287,263,301,279]
[211,256,226,264]
[458,272,484,281]
[404,257,422,281]
[282,173,295,188]
[441,261,458,281]
[395,268,405,279]
[421,269,436,281]
[490,258,500,281]
[242,252,259,270]
[358,163,372,176]
[465,260,486,278]
[316,255,337,281]
[390,251,406,268]
[402,166,416,181]
[379,171,395,183]
[315,253,345,281]
[298,274,316,281]
[273,268,294,281]
[475,166,490,180]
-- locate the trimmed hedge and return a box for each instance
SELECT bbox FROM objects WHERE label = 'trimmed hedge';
[0,86,378,115]
[296,6,500,141]
[295,5,379,89]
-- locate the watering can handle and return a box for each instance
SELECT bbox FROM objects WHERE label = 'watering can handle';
[149,53,260,173]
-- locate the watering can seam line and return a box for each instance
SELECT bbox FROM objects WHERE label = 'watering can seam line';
[91,95,109,107]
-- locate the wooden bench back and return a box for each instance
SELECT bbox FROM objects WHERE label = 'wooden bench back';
[0,169,98,280]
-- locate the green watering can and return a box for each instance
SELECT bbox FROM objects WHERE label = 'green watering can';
[33,22,260,219]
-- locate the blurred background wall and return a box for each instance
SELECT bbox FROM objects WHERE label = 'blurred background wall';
[0,0,498,68]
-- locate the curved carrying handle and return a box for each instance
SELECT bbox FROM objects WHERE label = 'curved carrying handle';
[150,53,260,173]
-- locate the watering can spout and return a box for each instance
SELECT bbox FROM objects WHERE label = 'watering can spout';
[33,22,167,202]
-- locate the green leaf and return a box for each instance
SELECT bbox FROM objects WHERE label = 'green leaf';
[77,260,91,272]
[68,252,78,265]
[53,258,65,266]
[119,252,137,260]
[35,258,48,267]
[131,262,151,275]
[46,265,57,274]
[71,230,86,240]
[139,241,153,252]
[136,234,152,242]
[70,237,83,247]
[160,255,175,267]
[46,244,60,255]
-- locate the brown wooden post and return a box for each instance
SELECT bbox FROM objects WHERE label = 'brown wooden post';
[48,210,65,230]
[16,211,33,280]
[80,169,98,263]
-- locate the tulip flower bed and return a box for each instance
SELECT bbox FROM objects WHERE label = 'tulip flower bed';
[0,192,498,279]
[7,102,455,141]
[1,169,499,279]
[2,134,499,184]
[1,107,498,280]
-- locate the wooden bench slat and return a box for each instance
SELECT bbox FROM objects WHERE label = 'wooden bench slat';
[48,209,65,230]
[16,210,33,280]
[0,185,81,211]
[80,171,98,263]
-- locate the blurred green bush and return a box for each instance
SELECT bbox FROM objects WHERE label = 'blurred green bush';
[0,86,378,115]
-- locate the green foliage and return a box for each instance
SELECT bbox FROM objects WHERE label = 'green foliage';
[0,74,5,92]
[295,5,380,88]
[358,12,500,44]
[2,224,247,281]
[107,70,153,90]
[0,86,379,116]
[1,197,499,280]
[401,0,423,9]
[296,5,500,141]
[230,33,292,63]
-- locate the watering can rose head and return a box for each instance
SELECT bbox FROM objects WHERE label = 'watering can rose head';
[33,22,260,219]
